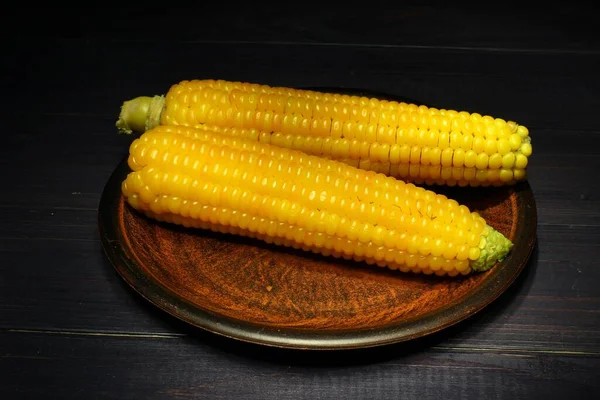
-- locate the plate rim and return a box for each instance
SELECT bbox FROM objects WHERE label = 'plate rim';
[98,88,538,351]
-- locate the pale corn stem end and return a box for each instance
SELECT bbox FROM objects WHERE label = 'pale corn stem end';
[116,95,165,135]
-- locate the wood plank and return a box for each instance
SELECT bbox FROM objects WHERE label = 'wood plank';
[0,238,185,335]
[6,5,600,51]
[1,331,598,400]
[6,40,600,131]
[1,224,598,353]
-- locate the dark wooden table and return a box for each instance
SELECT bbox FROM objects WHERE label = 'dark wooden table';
[2,5,599,399]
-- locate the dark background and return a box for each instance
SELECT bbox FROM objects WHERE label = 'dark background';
[2,5,599,399]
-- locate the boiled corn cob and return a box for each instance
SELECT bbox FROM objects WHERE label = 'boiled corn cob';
[116,79,532,187]
[121,124,513,277]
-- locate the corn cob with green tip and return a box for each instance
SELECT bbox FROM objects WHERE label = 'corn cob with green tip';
[116,79,532,188]
[121,124,513,277]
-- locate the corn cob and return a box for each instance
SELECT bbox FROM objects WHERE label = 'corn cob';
[121,124,513,277]
[116,79,532,187]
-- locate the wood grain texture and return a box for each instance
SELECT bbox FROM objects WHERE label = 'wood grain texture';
[1,4,600,398]
[6,5,600,51]
[5,40,599,133]
[1,331,599,400]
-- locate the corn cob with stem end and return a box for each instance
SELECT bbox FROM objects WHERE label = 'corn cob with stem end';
[116,79,532,188]
[121,124,513,277]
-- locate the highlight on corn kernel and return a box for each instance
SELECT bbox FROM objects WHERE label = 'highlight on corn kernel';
[116,79,532,188]
[121,124,514,278]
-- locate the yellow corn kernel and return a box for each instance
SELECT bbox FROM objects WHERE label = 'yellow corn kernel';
[517,125,529,137]
[485,139,498,155]
[472,136,486,153]
[488,153,503,170]
[440,148,454,167]
[509,134,522,150]
[502,152,516,169]
[499,169,514,182]
[116,79,533,187]
[497,138,511,155]
[475,153,489,170]
[515,153,528,169]
[452,148,465,167]
[463,150,477,168]
[521,142,533,157]
[123,125,512,276]
[513,169,526,181]
[429,147,442,166]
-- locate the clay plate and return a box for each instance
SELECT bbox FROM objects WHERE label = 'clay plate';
[99,88,538,350]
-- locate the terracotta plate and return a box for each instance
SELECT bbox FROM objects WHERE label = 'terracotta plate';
[99,89,538,350]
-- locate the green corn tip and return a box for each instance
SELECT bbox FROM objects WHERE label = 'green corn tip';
[471,225,513,272]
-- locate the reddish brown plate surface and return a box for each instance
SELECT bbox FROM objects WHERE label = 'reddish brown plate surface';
[99,89,537,350]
